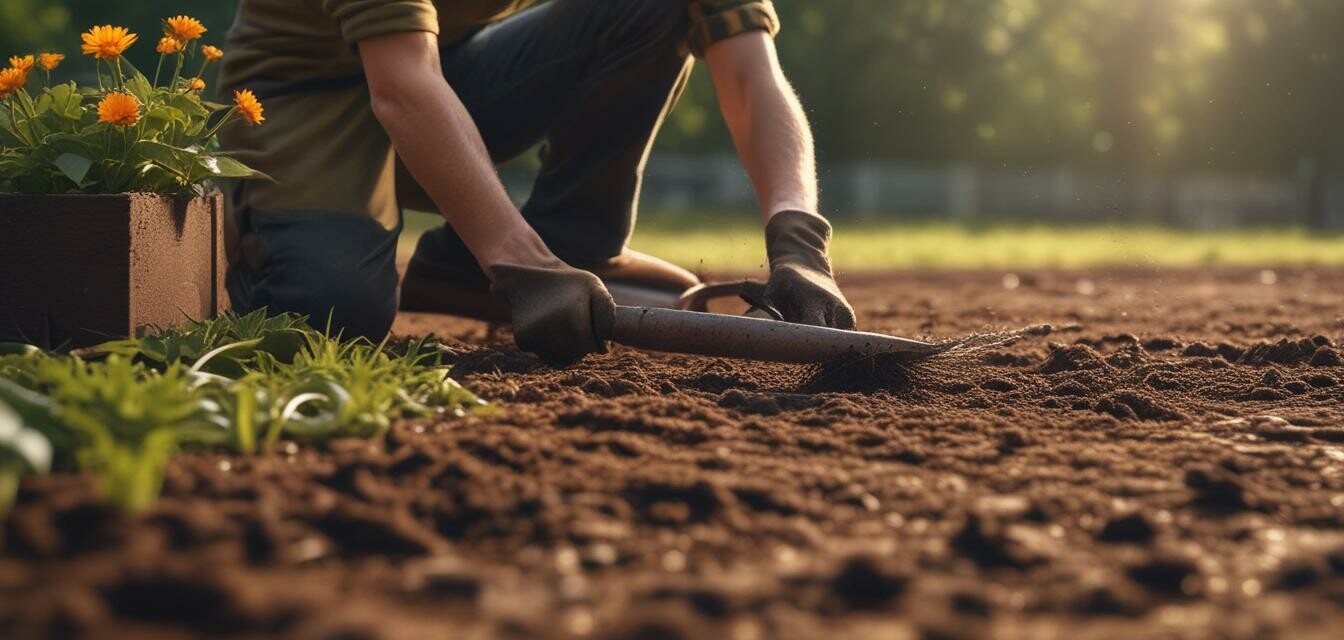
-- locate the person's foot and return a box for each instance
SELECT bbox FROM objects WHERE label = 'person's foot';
[400,248,700,322]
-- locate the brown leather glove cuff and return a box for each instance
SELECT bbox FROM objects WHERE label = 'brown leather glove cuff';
[765,210,835,277]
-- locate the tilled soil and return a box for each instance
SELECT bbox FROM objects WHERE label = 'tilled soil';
[4,267,1344,639]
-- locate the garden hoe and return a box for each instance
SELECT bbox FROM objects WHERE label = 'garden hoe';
[603,281,953,365]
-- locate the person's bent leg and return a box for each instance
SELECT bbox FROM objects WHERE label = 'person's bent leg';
[405,0,695,289]
[227,210,401,341]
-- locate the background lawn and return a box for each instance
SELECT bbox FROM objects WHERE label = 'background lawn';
[400,210,1344,273]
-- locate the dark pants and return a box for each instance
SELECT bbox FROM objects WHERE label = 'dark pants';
[227,0,695,340]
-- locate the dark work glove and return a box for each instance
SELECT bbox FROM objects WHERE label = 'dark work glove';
[751,210,857,330]
[488,262,616,365]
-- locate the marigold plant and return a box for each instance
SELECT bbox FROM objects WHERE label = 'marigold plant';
[0,17,267,195]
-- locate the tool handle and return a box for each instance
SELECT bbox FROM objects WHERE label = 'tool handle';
[609,306,940,364]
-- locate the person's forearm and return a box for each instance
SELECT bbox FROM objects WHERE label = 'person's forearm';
[373,85,553,271]
[708,34,818,221]
[364,34,553,273]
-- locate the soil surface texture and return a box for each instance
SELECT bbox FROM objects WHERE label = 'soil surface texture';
[4,267,1344,639]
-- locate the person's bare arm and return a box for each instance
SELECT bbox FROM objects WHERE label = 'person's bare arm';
[360,31,553,272]
[361,32,613,363]
[704,31,817,222]
[703,32,855,329]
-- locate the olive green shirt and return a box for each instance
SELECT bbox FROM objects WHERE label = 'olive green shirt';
[220,0,779,230]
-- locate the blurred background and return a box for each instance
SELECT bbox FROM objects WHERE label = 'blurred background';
[6,0,1344,271]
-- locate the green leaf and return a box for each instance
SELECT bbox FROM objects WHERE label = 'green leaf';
[130,140,195,178]
[126,75,155,106]
[197,155,251,178]
[34,83,83,121]
[165,92,210,120]
[41,132,95,156]
[0,344,40,357]
[0,399,53,475]
[142,106,185,137]
[53,153,93,185]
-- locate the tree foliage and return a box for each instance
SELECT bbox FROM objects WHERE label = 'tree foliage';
[5,0,1341,172]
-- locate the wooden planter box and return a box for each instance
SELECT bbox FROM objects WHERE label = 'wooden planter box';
[0,194,229,349]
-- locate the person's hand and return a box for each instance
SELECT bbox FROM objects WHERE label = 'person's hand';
[488,261,616,365]
[750,210,857,330]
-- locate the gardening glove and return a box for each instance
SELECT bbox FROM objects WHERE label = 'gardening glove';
[488,261,616,365]
[749,210,857,330]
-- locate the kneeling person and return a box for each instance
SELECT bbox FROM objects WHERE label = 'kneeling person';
[220,0,854,363]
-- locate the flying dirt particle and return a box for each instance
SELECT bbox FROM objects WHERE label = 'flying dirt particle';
[1097,512,1158,544]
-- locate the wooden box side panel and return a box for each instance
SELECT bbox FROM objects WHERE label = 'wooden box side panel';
[0,195,132,348]
[214,195,230,315]
[127,194,222,336]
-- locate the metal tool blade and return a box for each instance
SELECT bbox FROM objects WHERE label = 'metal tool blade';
[609,306,946,364]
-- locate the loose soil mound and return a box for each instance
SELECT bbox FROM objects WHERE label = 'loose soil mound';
[4,267,1344,639]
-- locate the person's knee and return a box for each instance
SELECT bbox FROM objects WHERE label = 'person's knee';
[233,261,398,342]
[292,264,398,341]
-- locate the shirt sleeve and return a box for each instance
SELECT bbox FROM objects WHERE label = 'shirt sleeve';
[687,0,780,58]
[321,0,439,44]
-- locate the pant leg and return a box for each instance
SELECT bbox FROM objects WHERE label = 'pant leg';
[226,209,403,341]
[406,0,695,290]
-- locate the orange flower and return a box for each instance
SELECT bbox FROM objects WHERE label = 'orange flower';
[81,25,138,60]
[37,53,63,72]
[97,92,141,126]
[8,55,34,75]
[201,45,223,62]
[163,16,206,43]
[0,67,27,99]
[156,36,182,55]
[187,78,205,91]
[233,89,264,125]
